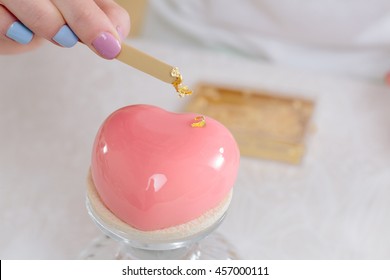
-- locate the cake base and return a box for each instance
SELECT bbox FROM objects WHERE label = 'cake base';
[87,170,233,246]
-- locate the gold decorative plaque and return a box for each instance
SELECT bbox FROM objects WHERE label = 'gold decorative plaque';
[186,84,315,164]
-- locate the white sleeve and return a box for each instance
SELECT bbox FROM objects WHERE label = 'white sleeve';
[142,0,390,79]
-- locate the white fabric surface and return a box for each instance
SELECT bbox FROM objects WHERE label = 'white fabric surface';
[143,0,390,80]
[0,39,390,259]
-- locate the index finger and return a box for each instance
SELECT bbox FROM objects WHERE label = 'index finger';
[52,0,122,59]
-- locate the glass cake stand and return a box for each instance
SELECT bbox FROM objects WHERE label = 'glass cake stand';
[79,196,239,260]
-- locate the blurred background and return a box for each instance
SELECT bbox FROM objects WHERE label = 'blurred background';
[1,0,390,259]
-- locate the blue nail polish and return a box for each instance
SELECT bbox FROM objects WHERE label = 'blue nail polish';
[52,25,78,48]
[6,21,33,44]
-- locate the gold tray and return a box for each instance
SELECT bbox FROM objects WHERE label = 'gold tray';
[185,84,315,164]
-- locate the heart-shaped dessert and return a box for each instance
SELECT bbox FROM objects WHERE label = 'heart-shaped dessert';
[89,104,240,236]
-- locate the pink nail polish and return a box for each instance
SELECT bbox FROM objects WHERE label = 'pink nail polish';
[92,32,121,59]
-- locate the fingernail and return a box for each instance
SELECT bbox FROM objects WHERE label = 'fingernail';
[116,26,125,41]
[92,32,121,59]
[53,25,78,48]
[6,21,33,44]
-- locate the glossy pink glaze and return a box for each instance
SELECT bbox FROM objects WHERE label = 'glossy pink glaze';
[91,105,240,231]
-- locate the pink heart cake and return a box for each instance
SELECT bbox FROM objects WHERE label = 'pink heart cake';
[88,104,239,239]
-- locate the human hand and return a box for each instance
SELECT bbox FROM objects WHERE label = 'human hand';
[0,0,130,59]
